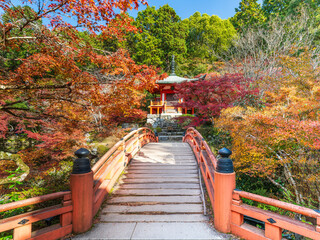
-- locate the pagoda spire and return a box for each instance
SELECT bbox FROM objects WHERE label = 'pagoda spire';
[170,55,176,76]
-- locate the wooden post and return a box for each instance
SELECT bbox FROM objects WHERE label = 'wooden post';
[70,148,93,234]
[265,223,282,240]
[60,194,72,227]
[13,224,31,240]
[157,107,159,115]
[137,132,141,149]
[214,148,235,233]
[231,192,243,227]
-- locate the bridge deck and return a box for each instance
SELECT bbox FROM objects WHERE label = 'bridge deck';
[75,143,227,239]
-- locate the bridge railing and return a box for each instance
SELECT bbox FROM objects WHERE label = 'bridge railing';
[183,127,320,240]
[0,191,72,240]
[0,127,157,240]
[183,127,217,209]
[91,127,157,216]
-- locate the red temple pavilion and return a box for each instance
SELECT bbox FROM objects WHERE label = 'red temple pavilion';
[149,56,199,115]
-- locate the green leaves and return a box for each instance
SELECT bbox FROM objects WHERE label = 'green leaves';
[184,12,236,60]
[128,5,187,72]
[231,0,266,31]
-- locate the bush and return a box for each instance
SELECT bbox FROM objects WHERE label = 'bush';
[97,145,109,157]
[155,127,162,133]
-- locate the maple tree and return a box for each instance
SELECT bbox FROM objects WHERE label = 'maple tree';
[0,0,159,163]
[175,73,259,127]
[216,48,320,207]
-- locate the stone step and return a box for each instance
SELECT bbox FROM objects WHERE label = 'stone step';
[158,136,184,142]
[119,183,200,189]
[131,160,197,165]
[130,162,197,167]
[128,169,198,174]
[114,189,201,196]
[101,204,203,214]
[129,165,197,170]
[122,177,199,183]
[107,196,202,204]
[158,132,184,136]
[124,173,199,178]
[100,214,208,222]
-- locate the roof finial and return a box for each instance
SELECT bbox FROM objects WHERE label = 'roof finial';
[170,55,176,76]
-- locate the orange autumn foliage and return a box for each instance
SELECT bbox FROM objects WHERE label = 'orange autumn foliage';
[0,0,159,162]
[217,48,320,207]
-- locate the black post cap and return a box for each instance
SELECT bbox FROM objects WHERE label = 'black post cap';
[72,148,91,174]
[216,147,234,173]
[218,147,232,158]
[75,148,90,158]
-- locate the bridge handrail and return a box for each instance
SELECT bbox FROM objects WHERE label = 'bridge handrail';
[0,191,72,239]
[0,191,70,212]
[183,127,217,209]
[0,127,157,240]
[91,127,157,215]
[184,126,320,240]
[234,190,320,219]
[185,127,217,168]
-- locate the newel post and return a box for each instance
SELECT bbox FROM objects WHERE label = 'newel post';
[70,148,93,233]
[214,148,236,233]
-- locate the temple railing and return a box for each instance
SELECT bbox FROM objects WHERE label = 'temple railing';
[183,127,320,240]
[150,100,164,106]
[0,127,157,240]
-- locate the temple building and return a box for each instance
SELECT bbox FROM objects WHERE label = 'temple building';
[149,56,199,116]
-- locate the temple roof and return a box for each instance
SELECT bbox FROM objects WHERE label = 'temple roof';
[156,55,198,84]
[157,75,198,84]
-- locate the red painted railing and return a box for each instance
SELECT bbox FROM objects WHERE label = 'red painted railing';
[0,191,72,240]
[92,127,157,216]
[0,127,157,240]
[184,127,320,240]
[183,127,217,209]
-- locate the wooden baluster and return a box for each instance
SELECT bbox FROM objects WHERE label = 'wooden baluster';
[61,194,72,227]
[231,192,244,227]
[143,129,147,146]
[135,132,139,152]
[265,223,282,240]
[120,139,127,165]
[13,223,31,240]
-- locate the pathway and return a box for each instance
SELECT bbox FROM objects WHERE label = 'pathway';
[75,142,227,239]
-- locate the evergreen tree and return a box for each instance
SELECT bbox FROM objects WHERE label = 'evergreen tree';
[231,0,266,31]
[184,12,236,60]
[128,5,187,72]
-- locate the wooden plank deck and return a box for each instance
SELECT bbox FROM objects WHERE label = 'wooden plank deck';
[75,142,227,239]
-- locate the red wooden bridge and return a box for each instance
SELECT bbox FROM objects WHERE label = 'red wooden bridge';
[1,128,320,240]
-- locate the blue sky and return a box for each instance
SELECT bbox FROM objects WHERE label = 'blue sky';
[3,0,264,25]
[128,0,263,20]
